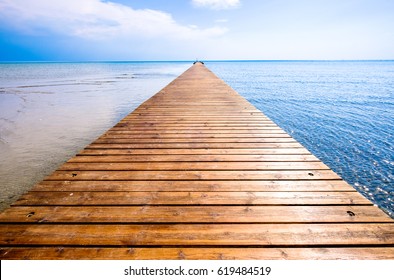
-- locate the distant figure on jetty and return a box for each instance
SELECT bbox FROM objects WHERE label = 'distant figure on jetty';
[193,60,204,64]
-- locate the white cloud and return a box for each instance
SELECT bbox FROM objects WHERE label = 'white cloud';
[215,19,229,23]
[192,0,240,10]
[0,0,227,40]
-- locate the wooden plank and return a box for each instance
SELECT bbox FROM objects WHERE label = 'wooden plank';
[114,123,279,127]
[121,118,271,121]
[14,191,369,206]
[86,143,304,149]
[117,121,277,124]
[32,180,356,192]
[102,132,289,137]
[94,138,297,143]
[98,134,292,139]
[110,125,284,129]
[1,224,393,246]
[79,148,313,155]
[58,161,330,171]
[1,206,390,223]
[45,170,342,181]
[108,129,286,133]
[2,247,393,260]
[68,154,321,163]
[133,112,264,115]
[100,134,291,139]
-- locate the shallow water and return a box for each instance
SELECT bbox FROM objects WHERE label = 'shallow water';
[0,62,190,210]
[0,61,393,218]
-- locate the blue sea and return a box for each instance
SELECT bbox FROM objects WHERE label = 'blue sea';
[0,61,393,217]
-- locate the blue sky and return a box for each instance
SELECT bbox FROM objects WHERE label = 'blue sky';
[0,0,393,61]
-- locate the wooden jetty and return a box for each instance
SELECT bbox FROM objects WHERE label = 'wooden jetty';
[1,62,393,259]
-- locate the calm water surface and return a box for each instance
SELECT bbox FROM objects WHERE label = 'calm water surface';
[209,61,394,217]
[0,62,190,210]
[0,61,393,217]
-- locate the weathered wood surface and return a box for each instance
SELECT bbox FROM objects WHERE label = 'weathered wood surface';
[1,62,393,260]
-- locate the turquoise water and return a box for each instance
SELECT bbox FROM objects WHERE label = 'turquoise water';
[0,61,393,217]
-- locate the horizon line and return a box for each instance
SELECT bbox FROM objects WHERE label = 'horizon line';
[1,59,394,63]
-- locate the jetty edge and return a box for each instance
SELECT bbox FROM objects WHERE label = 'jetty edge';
[0,62,393,260]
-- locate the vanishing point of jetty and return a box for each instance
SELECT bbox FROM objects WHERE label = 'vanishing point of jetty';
[0,62,393,259]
